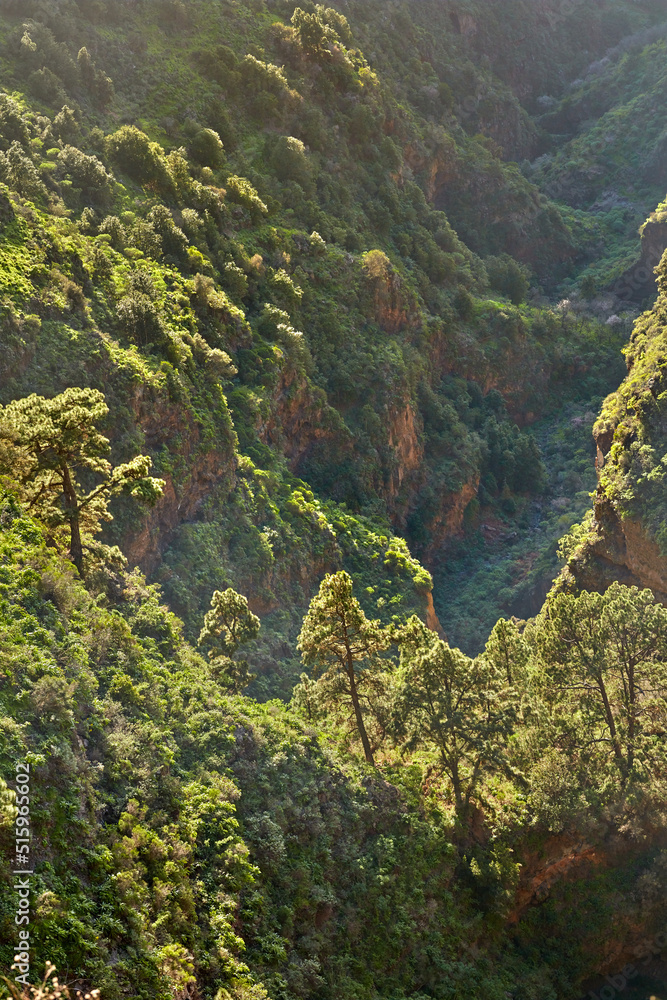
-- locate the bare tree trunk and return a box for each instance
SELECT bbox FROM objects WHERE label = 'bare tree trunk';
[62,463,83,576]
[346,653,375,766]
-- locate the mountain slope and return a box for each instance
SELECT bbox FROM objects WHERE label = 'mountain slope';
[1,2,667,998]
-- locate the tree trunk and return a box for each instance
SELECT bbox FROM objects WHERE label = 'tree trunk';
[627,658,636,773]
[446,751,463,816]
[345,653,375,766]
[62,463,84,576]
[596,673,626,778]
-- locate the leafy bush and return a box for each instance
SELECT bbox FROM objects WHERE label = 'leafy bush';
[57,145,112,198]
[0,142,46,200]
[189,127,224,168]
[225,174,268,222]
[28,66,66,105]
[270,135,311,186]
[486,253,531,305]
[105,125,168,187]
[116,291,168,348]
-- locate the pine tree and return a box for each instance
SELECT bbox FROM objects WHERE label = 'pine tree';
[198,588,260,693]
[297,571,389,765]
[0,388,163,575]
[533,583,667,783]
[393,617,516,818]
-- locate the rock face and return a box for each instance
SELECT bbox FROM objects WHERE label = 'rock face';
[567,287,667,600]
[570,490,667,603]
[123,383,237,575]
[425,590,446,637]
[386,403,423,496]
[614,216,667,304]
[258,360,344,471]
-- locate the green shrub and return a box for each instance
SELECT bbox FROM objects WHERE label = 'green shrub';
[28,67,66,105]
[105,125,168,187]
[486,254,530,305]
[240,54,291,95]
[116,291,168,348]
[45,104,80,145]
[58,145,112,198]
[0,141,46,200]
[0,94,30,149]
[189,127,224,168]
[146,205,189,261]
[225,175,268,222]
[270,135,311,185]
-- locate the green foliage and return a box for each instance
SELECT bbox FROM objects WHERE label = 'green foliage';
[0,141,46,200]
[0,389,163,575]
[57,145,112,199]
[105,126,168,188]
[198,587,260,692]
[530,583,667,785]
[270,135,310,186]
[486,254,530,305]
[0,3,663,995]
[225,175,268,222]
[393,617,516,819]
[297,571,389,764]
[189,128,224,169]
[116,290,168,348]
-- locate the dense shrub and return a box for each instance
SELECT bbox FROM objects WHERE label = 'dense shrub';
[225,174,268,222]
[270,135,311,185]
[28,66,66,105]
[58,145,112,198]
[0,141,46,199]
[0,94,30,149]
[116,290,168,348]
[189,127,224,168]
[105,125,168,187]
[486,253,530,305]
[147,204,189,261]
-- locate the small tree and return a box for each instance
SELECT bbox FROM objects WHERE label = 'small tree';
[297,571,389,765]
[0,389,164,576]
[198,588,260,693]
[483,618,529,686]
[291,6,351,58]
[189,128,224,168]
[393,617,516,819]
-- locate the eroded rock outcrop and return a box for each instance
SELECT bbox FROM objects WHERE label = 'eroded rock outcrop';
[123,382,237,575]
[567,254,667,598]
[615,214,667,304]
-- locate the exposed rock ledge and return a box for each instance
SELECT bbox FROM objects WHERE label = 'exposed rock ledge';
[569,491,667,602]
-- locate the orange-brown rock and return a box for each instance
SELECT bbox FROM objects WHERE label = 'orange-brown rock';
[387,403,423,495]
[258,360,345,471]
[403,142,457,205]
[570,490,667,603]
[425,591,446,638]
[122,383,237,575]
[417,476,479,563]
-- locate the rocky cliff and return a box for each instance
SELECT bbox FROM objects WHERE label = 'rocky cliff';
[566,245,667,598]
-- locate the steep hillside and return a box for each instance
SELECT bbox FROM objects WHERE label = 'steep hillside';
[1,497,667,1000]
[563,249,667,599]
[1,0,662,681]
[1,2,667,998]
[533,22,667,299]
